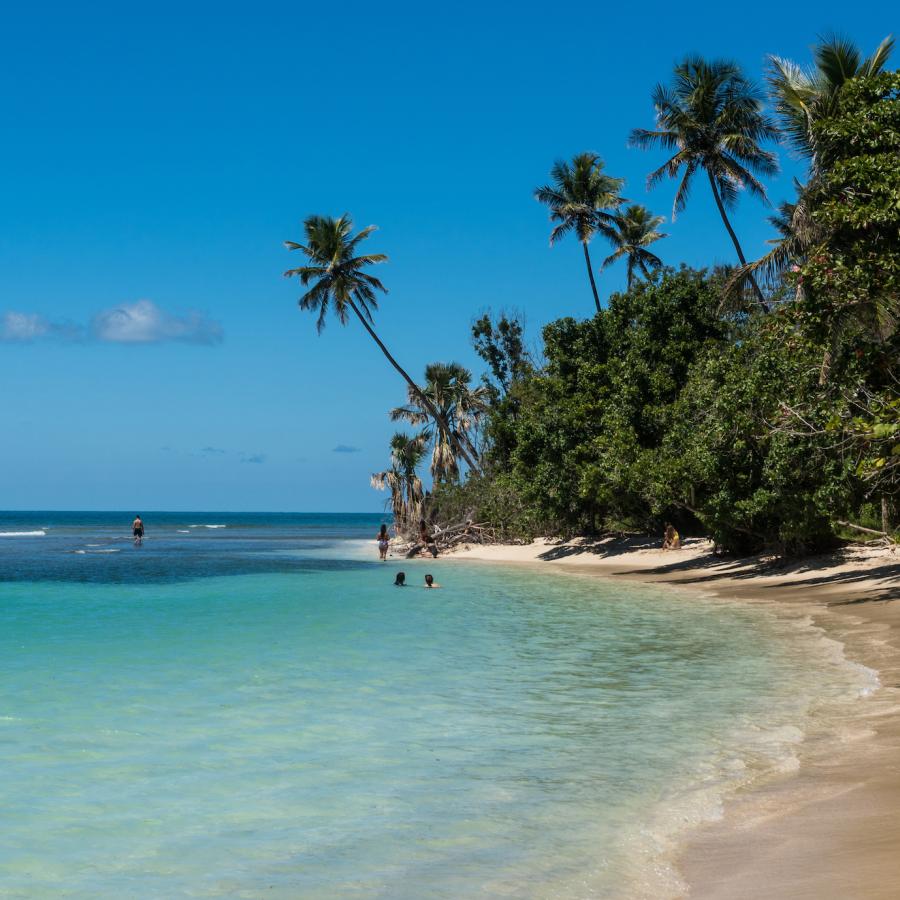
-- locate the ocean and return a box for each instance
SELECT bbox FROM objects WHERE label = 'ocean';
[0,512,874,898]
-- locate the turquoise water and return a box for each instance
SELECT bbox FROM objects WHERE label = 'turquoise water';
[0,514,873,898]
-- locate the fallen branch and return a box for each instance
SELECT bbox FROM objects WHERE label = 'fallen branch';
[836,520,892,538]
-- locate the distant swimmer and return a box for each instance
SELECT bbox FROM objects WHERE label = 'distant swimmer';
[132,515,144,545]
[424,573,441,589]
[394,572,407,586]
[377,524,390,561]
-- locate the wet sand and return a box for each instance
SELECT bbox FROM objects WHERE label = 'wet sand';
[444,537,900,899]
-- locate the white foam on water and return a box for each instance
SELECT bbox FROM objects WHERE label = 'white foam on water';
[0,530,46,537]
[611,597,883,899]
[177,529,191,534]
[189,524,227,529]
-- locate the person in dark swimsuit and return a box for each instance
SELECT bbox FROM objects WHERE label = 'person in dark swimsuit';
[132,515,144,545]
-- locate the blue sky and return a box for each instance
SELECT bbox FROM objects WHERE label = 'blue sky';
[0,1,895,511]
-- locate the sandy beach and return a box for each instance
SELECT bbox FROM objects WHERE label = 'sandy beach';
[444,536,900,899]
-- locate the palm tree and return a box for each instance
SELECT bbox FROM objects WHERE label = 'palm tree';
[599,205,667,290]
[534,153,625,313]
[768,34,894,163]
[629,57,778,309]
[284,213,477,471]
[725,180,815,301]
[391,362,490,483]
[728,37,894,305]
[371,432,426,534]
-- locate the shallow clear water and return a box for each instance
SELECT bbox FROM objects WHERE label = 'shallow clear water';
[0,513,873,898]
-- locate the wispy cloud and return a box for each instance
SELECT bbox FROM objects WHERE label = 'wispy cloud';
[200,446,226,456]
[332,444,361,454]
[1,312,82,342]
[92,300,223,345]
[240,453,266,464]
[0,301,223,346]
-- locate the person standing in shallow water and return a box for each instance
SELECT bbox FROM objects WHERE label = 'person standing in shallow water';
[132,515,144,545]
[376,524,390,561]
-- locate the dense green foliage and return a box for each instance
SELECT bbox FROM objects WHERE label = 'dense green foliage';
[432,69,899,554]
[359,54,899,555]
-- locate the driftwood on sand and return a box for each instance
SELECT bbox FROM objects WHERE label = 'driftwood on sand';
[402,520,497,558]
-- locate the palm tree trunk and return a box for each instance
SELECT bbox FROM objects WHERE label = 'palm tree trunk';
[347,299,480,473]
[582,242,602,314]
[626,257,634,292]
[707,172,768,311]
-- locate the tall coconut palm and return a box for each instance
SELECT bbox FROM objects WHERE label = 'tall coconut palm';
[534,153,625,313]
[768,34,894,163]
[284,214,477,471]
[599,205,667,290]
[391,362,490,483]
[629,57,778,309]
[371,431,426,534]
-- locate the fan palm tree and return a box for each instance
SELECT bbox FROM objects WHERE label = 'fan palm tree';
[629,56,778,309]
[768,33,894,164]
[391,362,490,482]
[284,214,477,471]
[371,432,426,534]
[599,205,667,290]
[534,153,625,313]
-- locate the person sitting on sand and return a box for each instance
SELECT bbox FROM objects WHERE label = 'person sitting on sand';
[132,515,144,545]
[376,524,390,561]
[424,574,441,589]
[394,572,407,586]
[419,519,438,558]
[662,523,680,551]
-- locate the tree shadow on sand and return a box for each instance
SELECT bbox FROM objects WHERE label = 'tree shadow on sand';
[538,537,900,605]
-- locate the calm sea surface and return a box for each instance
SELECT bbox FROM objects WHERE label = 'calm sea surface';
[0,512,873,898]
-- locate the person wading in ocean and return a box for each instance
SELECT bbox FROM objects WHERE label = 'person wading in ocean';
[132,515,145,545]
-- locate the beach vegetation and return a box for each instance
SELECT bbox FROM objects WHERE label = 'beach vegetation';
[340,41,899,555]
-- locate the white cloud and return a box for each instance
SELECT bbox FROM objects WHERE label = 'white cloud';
[1,312,51,342]
[91,300,223,345]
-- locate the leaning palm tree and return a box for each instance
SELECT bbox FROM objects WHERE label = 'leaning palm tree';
[629,57,778,309]
[534,153,625,313]
[724,180,816,302]
[599,205,667,290]
[371,431,426,534]
[768,33,894,164]
[284,214,477,471]
[391,362,490,482]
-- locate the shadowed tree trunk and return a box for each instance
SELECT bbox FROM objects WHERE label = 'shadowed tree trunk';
[582,243,602,313]
[347,299,479,472]
[707,171,768,310]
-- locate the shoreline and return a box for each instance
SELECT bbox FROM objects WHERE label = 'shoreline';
[438,536,900,899]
